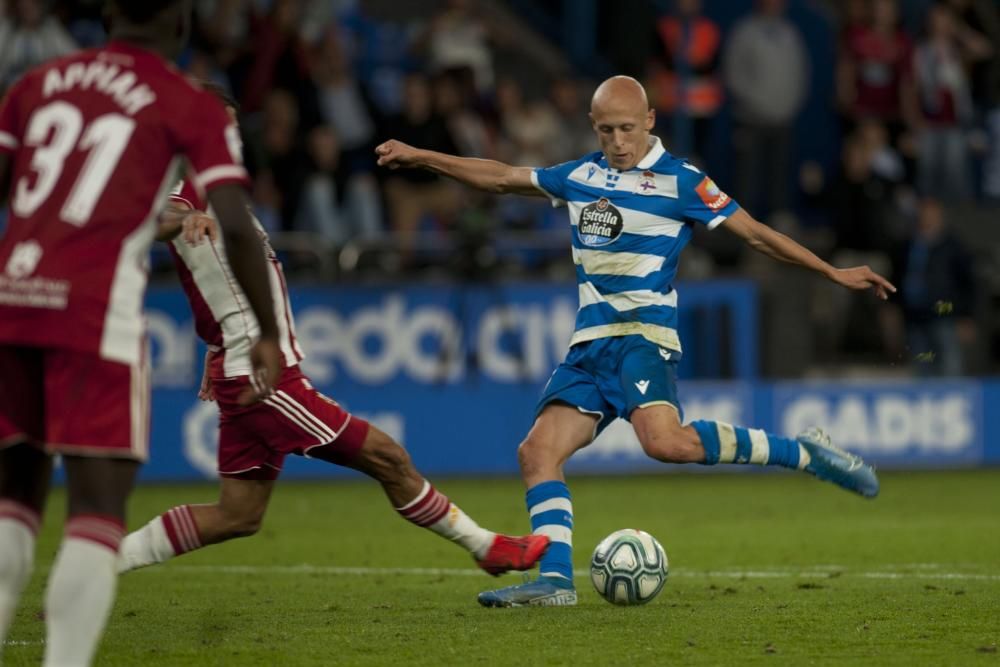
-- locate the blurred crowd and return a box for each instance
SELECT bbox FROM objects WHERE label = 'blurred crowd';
[0,0,593,266]
[643,0,998,376]
[0,0,997,375]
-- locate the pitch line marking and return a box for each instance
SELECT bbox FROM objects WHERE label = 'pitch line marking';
[159,564,1000,581]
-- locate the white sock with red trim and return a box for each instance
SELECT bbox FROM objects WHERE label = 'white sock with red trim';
[0,500,40,647]
[395,481,495,559]
[43,515,124,667]
[118,505,202,573]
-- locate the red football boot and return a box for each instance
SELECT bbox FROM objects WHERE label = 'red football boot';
[475,534,550,576]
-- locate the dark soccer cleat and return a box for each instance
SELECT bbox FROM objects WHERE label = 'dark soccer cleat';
[478,576,578,607]
[798,427,880,498]
[475,534,550,576]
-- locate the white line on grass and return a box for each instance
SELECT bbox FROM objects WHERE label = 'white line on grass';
[161,565,1000,581]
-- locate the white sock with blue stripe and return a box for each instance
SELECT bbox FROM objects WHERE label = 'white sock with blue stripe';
[526,481,574,584]
[691,420,811,469]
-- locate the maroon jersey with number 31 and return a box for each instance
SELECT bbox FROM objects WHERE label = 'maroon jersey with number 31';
[0,41,249,365]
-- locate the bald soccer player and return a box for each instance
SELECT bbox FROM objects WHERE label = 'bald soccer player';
[376,76,895,607]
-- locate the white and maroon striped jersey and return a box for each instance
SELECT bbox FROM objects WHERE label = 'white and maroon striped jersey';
[0,42,248,364]
[168,180,303,379]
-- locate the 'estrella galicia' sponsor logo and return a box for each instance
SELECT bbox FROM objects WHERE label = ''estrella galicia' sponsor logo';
[578,198,624,247]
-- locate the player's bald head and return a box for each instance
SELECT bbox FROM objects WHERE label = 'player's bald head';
[590,76,649,116]
[588,76,655,170]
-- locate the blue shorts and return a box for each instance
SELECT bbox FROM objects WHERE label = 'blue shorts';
[535,335,681,436]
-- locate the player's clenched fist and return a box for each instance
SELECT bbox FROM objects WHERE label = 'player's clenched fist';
[375,139,421,169]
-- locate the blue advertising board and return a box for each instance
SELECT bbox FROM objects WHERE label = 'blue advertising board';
[141,284,998,481]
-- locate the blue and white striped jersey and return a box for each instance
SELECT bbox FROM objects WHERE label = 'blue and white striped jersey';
[531,136,739,355]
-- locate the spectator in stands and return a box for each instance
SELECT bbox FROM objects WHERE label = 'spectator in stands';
[416,0,496,94]
[239,0,314,114]
[941,0,998,111]
[651,0,724,163]
[379,73,461,260]
[940,0,998,199]
[548,76,594,163]
[0,0,77,93]
[297,126,344,241]
[308,29,379,165]
[496,77,561,167]
[723,0,808,217]
[821,120,904,253]
[433,69,494,158]
[913,3,977,201]
[891,198,977,376]
[837,0,919,135]
[304,28,383,238]
[296,125,382,246]
[245,89,311,231]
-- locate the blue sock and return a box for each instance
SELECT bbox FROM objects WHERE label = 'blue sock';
[691,420,806,470]
[526,480,574,584]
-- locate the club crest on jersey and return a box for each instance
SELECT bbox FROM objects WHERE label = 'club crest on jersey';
[636,170,657,194]
[578,198,624,247]
[5,240,43,279]
[695,177,731,211]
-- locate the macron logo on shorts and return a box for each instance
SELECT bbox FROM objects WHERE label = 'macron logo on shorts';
[635,380,650,395]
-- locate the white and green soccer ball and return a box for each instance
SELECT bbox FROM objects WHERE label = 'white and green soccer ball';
[590,529,669,605]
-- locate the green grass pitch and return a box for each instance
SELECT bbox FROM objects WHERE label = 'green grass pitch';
[3,469,999,665]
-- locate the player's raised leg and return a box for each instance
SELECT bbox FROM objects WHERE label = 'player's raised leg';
[620,340,878,497]
[44,457,136,667]
[478,403,596,607]
[631,407,879,497]
[315,425,549,576]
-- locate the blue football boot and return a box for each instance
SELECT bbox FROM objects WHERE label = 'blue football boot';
[797,427,880,498]
[478,576,578,608]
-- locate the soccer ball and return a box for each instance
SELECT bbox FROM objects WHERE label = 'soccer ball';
[590,529,669,605]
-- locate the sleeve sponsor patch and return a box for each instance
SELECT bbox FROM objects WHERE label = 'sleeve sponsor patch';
[695,177,731,211]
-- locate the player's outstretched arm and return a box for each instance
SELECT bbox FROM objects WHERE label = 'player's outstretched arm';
[721,207,897,300]
[375,139,541,196]
[207,184,282,401]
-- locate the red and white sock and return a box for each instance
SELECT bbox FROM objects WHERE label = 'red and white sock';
[0,500,40,646]
[118,505,202,574]
[395,481,495,559]
[43,515,124,667]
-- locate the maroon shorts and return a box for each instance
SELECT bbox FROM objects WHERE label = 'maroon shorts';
[211,366,369,479]
[0,345,150,460]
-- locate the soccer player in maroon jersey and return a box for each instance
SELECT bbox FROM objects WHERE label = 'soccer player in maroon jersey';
[117,88,549,585]
[0,2,282,664]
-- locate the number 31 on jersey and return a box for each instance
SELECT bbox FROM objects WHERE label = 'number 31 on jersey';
[12,100,135,227]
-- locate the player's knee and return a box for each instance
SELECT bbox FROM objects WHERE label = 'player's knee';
[224,508,265,539]
[517,435,554,477]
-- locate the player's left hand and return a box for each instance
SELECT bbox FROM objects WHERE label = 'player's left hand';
[240,337,282,406]
[181,212,218,246]
[830,265,897,300]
